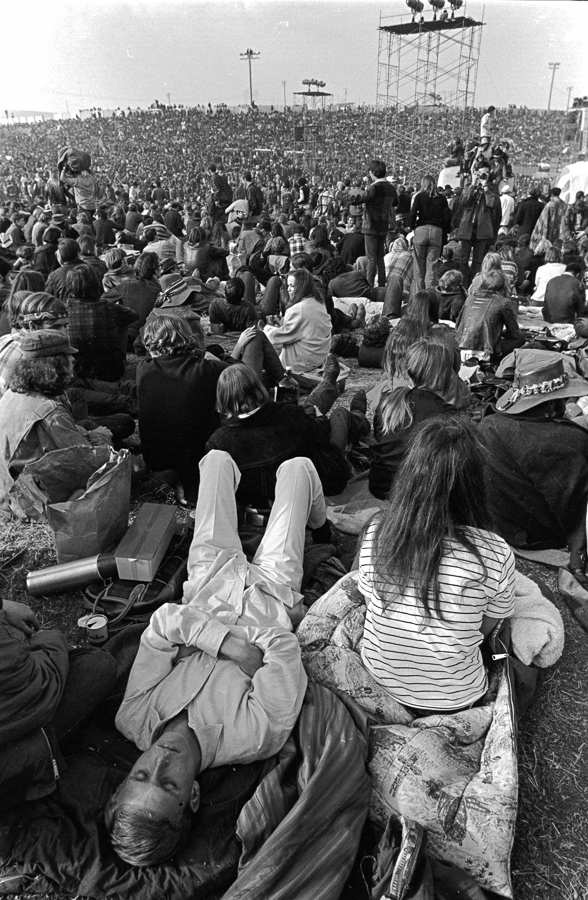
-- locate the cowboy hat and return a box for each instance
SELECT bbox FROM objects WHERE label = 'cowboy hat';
[496,349,588,414]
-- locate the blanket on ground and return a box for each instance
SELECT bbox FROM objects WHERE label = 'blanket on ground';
[0,683,370,900]
[326,471,388,535]
[297,572,520,898]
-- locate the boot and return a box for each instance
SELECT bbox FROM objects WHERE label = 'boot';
[322,352,341,386]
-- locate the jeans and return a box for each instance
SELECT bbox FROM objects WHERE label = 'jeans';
[364,233,387,288]
[412,225,443,292]
[240,331,285,386]
[459,237,489,288]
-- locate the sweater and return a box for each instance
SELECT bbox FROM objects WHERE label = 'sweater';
[265,298,331,374]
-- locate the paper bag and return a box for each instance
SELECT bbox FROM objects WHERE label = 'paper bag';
[47,449,132,563]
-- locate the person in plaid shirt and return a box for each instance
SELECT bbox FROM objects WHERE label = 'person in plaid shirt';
[288,225,306,256]
[65,265,138,382]
[384,236,414,295]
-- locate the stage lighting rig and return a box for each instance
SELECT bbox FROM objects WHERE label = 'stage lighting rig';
[429,0,445,21]
[447,0,463,18]
[405,0,424,22]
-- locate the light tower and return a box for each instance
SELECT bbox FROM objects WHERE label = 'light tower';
[293,79,333,174]
[240,49,260,107]
[375,0,483,182]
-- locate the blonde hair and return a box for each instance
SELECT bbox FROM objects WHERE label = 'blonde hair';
[143,314,200,356]
[216,363,270,418]
[380,340,452,434]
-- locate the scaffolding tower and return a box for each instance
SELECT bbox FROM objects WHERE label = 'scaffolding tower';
[375,6,483,183]
[293,80,332,174]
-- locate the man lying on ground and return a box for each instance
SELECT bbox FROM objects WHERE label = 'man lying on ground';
[105,449,330,866]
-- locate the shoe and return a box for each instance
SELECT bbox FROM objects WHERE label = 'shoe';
[347,302,359,320]
[352,303,367,330]
[350,389,367,415]
[322,352,341,385]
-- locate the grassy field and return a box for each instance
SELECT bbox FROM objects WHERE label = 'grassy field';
[1,354,587,900]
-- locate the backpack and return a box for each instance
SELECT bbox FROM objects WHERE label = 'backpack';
[248,184,264,216]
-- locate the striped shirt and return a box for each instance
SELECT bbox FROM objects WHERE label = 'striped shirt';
[358,521,515,711]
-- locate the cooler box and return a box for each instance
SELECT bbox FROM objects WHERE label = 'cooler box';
[115,503,177,581]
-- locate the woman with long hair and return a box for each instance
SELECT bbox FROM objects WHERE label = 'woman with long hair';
[456,269,523,360]
[264,267,332,374]
[369,338,455,499]
[183,225,229,279]
[409,174,449,292]
[360,415,515,713]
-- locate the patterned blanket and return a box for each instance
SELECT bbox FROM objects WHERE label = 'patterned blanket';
[297,572,518,899]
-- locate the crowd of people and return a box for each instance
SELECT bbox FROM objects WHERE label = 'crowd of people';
[1,99,587,884]
[0,103,571,206]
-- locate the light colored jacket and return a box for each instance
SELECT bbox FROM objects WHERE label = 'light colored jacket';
[265,297,332,374]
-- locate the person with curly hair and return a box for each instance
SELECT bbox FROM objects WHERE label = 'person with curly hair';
[0,329,96,513]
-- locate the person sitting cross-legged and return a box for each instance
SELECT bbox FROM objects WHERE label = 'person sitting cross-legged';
[104,448,329,866]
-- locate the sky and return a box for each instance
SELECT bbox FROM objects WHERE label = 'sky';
[2,0,587,115]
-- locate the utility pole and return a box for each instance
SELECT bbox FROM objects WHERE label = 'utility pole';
[566,85,573,112]
[166,92,171,107]
[240,49,260,107]
[282,80,287,111]
[547,62,560,111]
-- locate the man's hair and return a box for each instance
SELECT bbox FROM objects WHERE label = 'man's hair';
[216,363,269,418]
[8,354,73,396]
[369,159,387,179]
[135,251,159,281]
[487,105,496,113]
[439,269,463,292]
[143,313,199,356]
[479,269,509,294]
[224,277,245,305]
[188,226,205,244]
[244,171,252,182]
[78,234,97,256]
[105,794,192,867]
[17,292,67,331]
[58,238,81,264]
[566,263,583,277]
[144,227,158,243]
[103,247,127,271]
[65,265,102,301]
[551,187,562,197]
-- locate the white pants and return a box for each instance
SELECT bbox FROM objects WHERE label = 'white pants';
[187,450,327,625]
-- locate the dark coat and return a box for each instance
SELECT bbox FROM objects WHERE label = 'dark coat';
[369,388,453,500]
[0,619,69,810]
[137,353,228,503]
[543,273,586,324]
[479,414,588,548]
[514,196,544,236]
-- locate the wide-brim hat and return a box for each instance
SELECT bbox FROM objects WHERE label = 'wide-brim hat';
[158,275,200,307]
[496,349,588,414]
[310,249,330,275]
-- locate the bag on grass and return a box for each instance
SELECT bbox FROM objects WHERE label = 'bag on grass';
[10,446,131,563]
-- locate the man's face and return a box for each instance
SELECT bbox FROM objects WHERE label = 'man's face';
[115,732,200,822]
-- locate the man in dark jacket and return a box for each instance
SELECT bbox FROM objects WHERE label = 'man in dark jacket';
[479,349,588,585]
[452,164,500,286]
[45,238,86,299]
[356,160,398,288]
[0,597,115,812]
[542,264,586,323]
[513,188,544,237]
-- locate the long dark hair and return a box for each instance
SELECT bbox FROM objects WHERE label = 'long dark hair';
[371,416,491,618]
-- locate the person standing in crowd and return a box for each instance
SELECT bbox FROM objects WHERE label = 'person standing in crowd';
[356,160,398,288]
[452,163,500,287]
[409,175,449,292]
